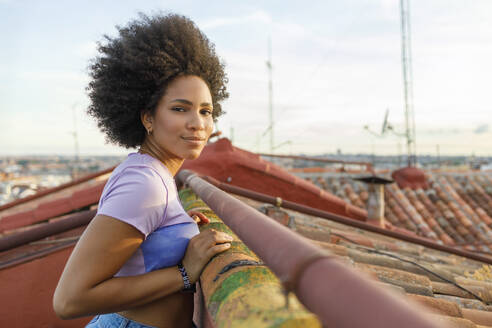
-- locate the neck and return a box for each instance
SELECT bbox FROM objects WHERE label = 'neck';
[138,138,184,176]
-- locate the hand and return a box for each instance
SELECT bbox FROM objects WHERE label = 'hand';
[188,211,210,226]
[181,229,233,283]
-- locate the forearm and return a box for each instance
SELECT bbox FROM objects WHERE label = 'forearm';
[56,265,184,319]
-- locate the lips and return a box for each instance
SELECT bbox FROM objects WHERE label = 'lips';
[181,136,206,146]
[181,136,206,141]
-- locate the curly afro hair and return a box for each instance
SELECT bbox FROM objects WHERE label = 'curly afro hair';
[87,13,229,149]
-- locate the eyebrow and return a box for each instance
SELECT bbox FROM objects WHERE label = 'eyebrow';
[171,99,212,107]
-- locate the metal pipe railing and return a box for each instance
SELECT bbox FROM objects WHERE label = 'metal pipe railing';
[0,239,77,270]
[0,209,95,252]
[199,175,492,265]
[177,170,443,328]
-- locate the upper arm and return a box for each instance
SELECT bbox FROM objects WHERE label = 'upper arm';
[97,166,168,237]
[55,214,144,301]
[54,166,168,309]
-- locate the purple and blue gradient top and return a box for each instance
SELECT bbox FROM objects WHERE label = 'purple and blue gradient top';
[96,152,199,277]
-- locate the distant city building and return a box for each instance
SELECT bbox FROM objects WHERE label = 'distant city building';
[0,155,124,205]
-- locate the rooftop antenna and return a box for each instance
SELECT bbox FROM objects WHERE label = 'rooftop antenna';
[364,108,397,137]
[261,37,290,154]
[364,108,408,168]
[266,36,274,153]
[400,0,417,166]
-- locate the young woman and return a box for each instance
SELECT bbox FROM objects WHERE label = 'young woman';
[53,13,232,328]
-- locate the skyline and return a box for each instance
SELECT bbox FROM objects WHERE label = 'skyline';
[1,0,491,156]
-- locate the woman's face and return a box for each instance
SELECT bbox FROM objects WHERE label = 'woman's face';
[146,75,214,160]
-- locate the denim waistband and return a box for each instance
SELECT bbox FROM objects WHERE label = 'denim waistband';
[86,313,197,328]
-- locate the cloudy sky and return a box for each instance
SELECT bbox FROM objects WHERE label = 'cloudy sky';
[1,0,491,156]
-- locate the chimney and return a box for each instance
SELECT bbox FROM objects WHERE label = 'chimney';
[354,176,394,228]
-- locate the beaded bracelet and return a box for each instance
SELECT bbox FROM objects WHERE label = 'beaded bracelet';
[177,262,196,293]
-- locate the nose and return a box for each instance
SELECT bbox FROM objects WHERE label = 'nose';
[186,110,205,131]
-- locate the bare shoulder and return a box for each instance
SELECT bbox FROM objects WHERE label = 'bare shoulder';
[57,215,145,290]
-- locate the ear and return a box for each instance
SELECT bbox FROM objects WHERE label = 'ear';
[140,110,153,129]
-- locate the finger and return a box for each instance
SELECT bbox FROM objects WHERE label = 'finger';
[196,231,233,249]
[210,231,234,244]
[190,229,220,248]
[206,243,231,257]
[195,230,232,247]
[188,211,200,222]
[188,211,209,222]
[196,213,210,225]
[190,212,210,225]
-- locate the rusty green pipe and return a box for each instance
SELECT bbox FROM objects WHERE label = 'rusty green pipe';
[179,188,321,328]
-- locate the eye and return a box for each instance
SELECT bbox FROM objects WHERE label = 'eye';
[172,107,186,112]
[200,109,213,116]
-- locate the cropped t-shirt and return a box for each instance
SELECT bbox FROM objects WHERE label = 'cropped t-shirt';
[96,152,199,277]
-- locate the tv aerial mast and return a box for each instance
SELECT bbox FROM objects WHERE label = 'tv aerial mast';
[400,0,417,166]
[261,36,275,153]
[363,1,417,168]
[266,36,274,153]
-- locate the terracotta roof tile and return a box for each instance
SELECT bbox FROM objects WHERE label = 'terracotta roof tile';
[355,263,433,295]
[386,190,419,232]
[387,185,438,240]
[383,205,403,227]
[296,169,492,255]
[438,177,492,243]
[404,188,453,244]
[435,294,492,311]
[462,308,492,327]
[407,294,463,317]
[431,281,478,299]
[429,314,478,328]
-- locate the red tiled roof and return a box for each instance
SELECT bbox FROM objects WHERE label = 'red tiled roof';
[304,170,492,255]
[3,139,492,327]
[182,138,367,221]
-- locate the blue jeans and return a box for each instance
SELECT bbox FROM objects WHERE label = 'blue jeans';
[86,313,198,328]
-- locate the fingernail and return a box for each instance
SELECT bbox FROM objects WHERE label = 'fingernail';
[226,236,234,241]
